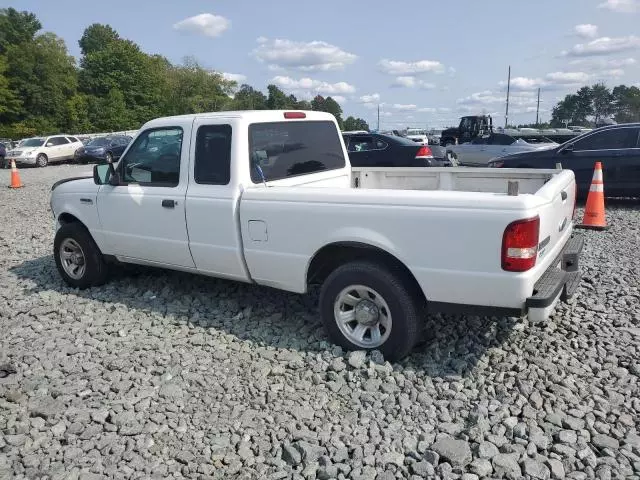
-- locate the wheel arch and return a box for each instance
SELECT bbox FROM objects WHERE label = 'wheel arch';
[306,241,427,305]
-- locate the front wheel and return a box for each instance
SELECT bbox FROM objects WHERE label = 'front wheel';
[35,153,48,167]
[319,261,423,361]
[54,223,109,289]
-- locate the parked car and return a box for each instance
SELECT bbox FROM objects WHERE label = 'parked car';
[489,123,640,198]
[5,135,84,167]
[74,135,132,164]
[448,133,558,167]
[343,132,450,167]
[49,110,583,360]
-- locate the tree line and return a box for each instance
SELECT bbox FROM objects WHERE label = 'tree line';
[0,8,369,139]
[550,82,640,127]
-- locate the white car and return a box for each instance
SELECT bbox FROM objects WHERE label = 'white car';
[6,134,84,167]
[49,110,584,360]
[448,133,558,167]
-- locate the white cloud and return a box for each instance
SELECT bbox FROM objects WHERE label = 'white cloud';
[253,38,357,71]
[498,71,597,92]
[563,35,640,56]
[598,0,639,12]
[220,72,247,83]
[568,57,636,69]
[359,93,380,104]
[271,76,356,97]
[545,71,591,84]
[173,13,230,38]
[574,24,599,39]
[392,104,417,111]
[418,107,436,113]
[391,76,436,89]
[332,95,347,104]
[378,59,445,75]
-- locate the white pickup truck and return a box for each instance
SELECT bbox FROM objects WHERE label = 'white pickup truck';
[49,110,584,360]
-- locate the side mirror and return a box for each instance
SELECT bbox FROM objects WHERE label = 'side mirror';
[45,142,54,147]
[93,164,111,185]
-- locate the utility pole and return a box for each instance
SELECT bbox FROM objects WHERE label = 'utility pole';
[377,104,380,131]
[536,88,540,126]
[505,65,511,129]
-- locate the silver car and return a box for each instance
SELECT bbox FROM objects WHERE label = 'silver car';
[448,133,558,167]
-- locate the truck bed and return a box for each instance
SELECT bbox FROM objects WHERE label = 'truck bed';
[351,167,560,196]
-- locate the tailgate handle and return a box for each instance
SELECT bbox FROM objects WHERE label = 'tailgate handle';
[561,190,568,201]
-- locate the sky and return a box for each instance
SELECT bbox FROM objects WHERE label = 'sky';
[7,0,640,129]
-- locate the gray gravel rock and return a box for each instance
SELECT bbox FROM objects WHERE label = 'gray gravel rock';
[1,166,638,479]
[431,436,471,466]
[492,453,521,479]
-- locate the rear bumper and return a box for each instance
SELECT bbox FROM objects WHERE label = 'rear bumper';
[427,233,584,321]
[525,233,584,322]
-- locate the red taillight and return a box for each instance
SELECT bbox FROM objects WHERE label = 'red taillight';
[284,111,306,119]
[416,146,433,157]
[501,216,540,272]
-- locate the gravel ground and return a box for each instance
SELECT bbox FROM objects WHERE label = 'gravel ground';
[1,164,639,480]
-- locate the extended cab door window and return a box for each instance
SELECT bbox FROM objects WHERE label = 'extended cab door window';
[194,124,232,185]
[119,127,183,186]
[249,121,346,183]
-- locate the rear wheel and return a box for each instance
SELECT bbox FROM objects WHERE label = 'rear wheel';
[35,153,48,167]
[319,261,422,361]
[54,222,109,289]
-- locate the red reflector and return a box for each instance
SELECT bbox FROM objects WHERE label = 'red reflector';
[501,216,540,272]
[284,111,306,119]
[416,146,433,157]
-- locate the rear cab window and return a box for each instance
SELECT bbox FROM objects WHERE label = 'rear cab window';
[248,121,346,183]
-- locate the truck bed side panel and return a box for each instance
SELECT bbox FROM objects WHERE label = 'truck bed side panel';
[238,186,568,310]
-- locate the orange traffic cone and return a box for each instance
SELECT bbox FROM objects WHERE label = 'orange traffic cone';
[576,161,608,231]
[8,159,24,189]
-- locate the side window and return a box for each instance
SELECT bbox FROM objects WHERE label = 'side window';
[574,128,640,151]
[66,136,79,143]
[194,124,232,185]
[249,121,346,183]
[119,127,183,186]
[47,137,69,146]
[493,134,515,146]
[348,136,375,152]
[374,139,388,150]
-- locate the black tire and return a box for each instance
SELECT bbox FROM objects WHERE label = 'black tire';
[319,261,423,361]
[36,153,48,167]
[54,222,109,289]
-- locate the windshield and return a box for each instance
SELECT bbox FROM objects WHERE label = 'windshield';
[22,138,45,147]
[87,137,109,146]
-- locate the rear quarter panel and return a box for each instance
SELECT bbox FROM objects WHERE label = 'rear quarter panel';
[239,184,569,309]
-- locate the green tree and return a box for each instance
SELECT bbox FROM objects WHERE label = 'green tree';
[0,55,21,119]
[79,36,166,125]
[88,89,132,131]
[231,84,267,110]
[312,95,343,127]
[266,84,291,109]
[4,32,77,130]
[161,56,236,115]
[343,116,369,131]
[78,23,120,56]
[0,8,41,54]
[612,85,640,123]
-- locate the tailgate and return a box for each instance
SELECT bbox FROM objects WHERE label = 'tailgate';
[534,171,576,266]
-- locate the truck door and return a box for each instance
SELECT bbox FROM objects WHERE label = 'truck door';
[96,124,195,268]
[184,119,251,282]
